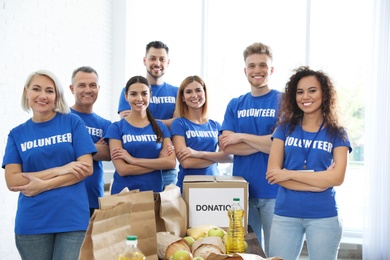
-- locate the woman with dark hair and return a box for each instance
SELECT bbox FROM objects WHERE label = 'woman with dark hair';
[106,76,176,194]
[170,75,232,191]
[266,66,352,259]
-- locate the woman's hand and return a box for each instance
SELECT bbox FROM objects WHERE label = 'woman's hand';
[111,147,134,164]
[10,173,46,196]
[57,161,92,179]
[160,144,175,158]
[176,147,201,161]
[266,168,291,184]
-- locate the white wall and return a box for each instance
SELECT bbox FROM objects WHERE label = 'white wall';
[0,1,115,258]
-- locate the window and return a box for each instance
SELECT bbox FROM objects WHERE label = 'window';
[124,0,367,239]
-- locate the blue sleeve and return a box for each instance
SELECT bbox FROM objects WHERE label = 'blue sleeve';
[104,121,122,143]
[221,99,237,132]
[215,120,222,136]
[271,125,287,141]
[170,118,185,137]
[2,133,21,168]
[117,87,130,114]
[158,121,171,139]
[334,128,353,153]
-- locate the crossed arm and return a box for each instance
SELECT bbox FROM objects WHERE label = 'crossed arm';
[109,138,176,176]
[5,154,93,196]
[93,138,111,161]
[266,138,349,191]
[172,135,233,169]
[219,130,272,156]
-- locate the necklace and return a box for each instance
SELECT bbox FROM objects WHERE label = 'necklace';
[301,120,325,170]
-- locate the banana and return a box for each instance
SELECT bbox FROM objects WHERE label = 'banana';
[186,224,219,240]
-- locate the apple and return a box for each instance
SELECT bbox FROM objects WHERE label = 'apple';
[183,236,195,247]
[172,249,193,260]
[207,227,225,239]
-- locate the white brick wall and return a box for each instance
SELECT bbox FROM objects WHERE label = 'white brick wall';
[0,0,114,258]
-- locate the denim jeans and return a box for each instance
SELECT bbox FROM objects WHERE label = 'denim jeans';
[269,215,342,260]
[162,168,178,187]
[15,231,86,260]
[248,198,275,256]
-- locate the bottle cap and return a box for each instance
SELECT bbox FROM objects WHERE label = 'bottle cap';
[126,235,138,241]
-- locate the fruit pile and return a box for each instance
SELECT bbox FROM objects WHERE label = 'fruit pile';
[157,224,247,260]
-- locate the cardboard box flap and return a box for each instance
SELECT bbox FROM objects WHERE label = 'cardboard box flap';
[183,175,216,183]
[215,175,247,183]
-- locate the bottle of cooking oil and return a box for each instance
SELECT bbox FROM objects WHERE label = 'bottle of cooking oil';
[226,198,245,253]
[118,235,146,260]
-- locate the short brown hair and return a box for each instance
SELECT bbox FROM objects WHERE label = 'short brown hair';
[243,42,273,62]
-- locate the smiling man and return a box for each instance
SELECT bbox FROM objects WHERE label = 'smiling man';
[117,41,179,187]
[70,66,112,216]
[219,42,281,255]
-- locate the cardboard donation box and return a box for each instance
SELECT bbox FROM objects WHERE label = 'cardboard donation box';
[183,175,248,231]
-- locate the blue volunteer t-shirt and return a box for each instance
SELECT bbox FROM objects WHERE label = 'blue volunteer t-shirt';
[2,113,97,235]
[117,82,178,120]
[272,123,352,218]
[170,117,221,190]
[105,119,171,193]
[221,89,281,199]
[70,108,112,209]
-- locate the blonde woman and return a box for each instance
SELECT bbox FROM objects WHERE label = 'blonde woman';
[2,70,96,260]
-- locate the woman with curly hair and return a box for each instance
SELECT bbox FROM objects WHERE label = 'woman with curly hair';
[266,66,352,259]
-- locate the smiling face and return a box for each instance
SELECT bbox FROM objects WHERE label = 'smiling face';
[182,81,206,110]
[71,71,99,109]
[25,74,56,116]
[125,82,150,113]
[144,47,170,82]
[296,75,323,116]
[244,53,274,91]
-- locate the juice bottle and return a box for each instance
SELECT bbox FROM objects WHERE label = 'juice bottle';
[118,235,146,260]
[226,198,245,253]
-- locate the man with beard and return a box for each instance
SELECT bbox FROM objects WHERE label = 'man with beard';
[219,42,281,256]
[117,41,178,187]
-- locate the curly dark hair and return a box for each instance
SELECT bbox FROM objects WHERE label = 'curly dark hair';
[278,66,345,138]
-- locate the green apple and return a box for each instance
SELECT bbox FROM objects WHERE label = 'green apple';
[172,249,193,260]
[183,236,195,247]
[207,227,225,239]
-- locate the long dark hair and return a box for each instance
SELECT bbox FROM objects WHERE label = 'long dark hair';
[125,76,164,143]
[278,66,346,139]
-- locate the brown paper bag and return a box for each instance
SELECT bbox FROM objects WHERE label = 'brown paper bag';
[79,202,132,260]
[99,190,158,260]
[154,184,187,237]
